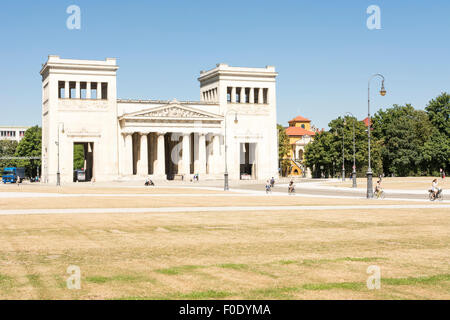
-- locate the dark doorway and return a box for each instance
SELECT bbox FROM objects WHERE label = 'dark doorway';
[73,142,94,182]
[240,142,257,179]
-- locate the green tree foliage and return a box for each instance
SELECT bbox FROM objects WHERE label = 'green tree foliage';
[14,126,42,177]
[0,140,18,171]
[73,144,85,170]
[277,124,291,176]
[425,92,450,137]
[372,105,433,176]
[305,116,382,178]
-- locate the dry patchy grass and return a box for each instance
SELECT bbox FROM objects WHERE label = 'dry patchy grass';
[0,207,449,299]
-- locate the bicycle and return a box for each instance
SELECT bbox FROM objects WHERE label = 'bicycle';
[288,186,296,195]
[429,189,443,201]
[374,188,385,199]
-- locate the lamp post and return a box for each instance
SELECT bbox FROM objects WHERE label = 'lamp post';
[341,124,345,182]
[224,111,238,191]
[345,112,357,188]
[56,122,65,186]
[367,74,386,198]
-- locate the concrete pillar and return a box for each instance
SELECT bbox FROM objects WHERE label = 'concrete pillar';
[98,82,102,100]
[231,87,236,103]
[123,133,133,175]
[86,82,91,99]
[241,87,246,103]
[65,81,69,98]
[249,87,254,104]
[75,81,80,99]
[182,133,191,175]
[213,134,221,174]
[137,133,148,175]
[155,132,166,176]
[258,88,264,104]
[198,133,206,174]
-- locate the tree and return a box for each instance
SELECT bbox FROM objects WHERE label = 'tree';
[304,115,382,178]
[15,126,42,177]
[420,130,450,175]
[372,105,433,176]
[0,140,18,170]
[425,92,450,138]
[73,144,85,170]
[277,124,291,176]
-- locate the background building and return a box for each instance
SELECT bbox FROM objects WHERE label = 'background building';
[284,116,317,177]
[40,56,278,184]
[0,126,30,142]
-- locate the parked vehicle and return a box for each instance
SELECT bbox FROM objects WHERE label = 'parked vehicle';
[2,167,25,184]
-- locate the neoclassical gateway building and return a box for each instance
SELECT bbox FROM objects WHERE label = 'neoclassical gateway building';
[40,56,278,183]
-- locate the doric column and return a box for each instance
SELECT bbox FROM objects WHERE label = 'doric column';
[241,87,246,103]
[155,132,166,176]
[98,82,102,100]
[75,81,80,99]
[65,81,69,98]
[86,82,91,99]
[198,133,207,174]
[249,87,254,104]
[181,133,191,175]
[123,133,133,175]
[137,133,148,175]
[231,87,236,103]
[258,88,264,104]
[213,134,221,174]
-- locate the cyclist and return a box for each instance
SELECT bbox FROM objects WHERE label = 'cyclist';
[431,179,441,198]
[288,180,295,194]
[265,180,272,194]
[374,180,382,197]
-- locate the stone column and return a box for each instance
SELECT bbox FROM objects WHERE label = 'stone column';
[213,134,221,174]
[181,133,191,175]
[155,132,166,176]
[258,88,264,104]
[198,133,207,174]
[137,133,148,175]
[249,88,254,104]
[98,82,102,100]
[86,82,91,99]
[241,87,246,103]
[75,81,80,99]
[65,81,69,98]
[123,133,133,175]
[231,87,236,103]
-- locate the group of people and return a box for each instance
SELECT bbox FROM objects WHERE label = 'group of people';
[265,177,295,194]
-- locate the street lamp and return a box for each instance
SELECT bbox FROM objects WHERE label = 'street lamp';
[56,122,65,186]
[224,111,238,191]
[341,123,345,182]
[367,74,386,198]
[345,112,357,188]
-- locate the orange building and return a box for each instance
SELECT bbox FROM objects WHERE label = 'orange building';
[284,116,316,176]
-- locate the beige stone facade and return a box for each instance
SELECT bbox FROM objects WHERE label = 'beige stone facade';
[40,56,278,183]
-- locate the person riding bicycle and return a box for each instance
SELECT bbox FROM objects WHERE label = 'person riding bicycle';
[265,180,271,193]
[288,180,295,193]
[431,179,441,197]
[374,180,382,196]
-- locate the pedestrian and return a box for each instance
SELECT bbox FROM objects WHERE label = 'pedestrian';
[440,168,443,179]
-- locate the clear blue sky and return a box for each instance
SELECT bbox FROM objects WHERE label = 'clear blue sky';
[1,0,450,129]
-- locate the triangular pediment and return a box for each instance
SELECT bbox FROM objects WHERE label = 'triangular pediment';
[123,103,222,120]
